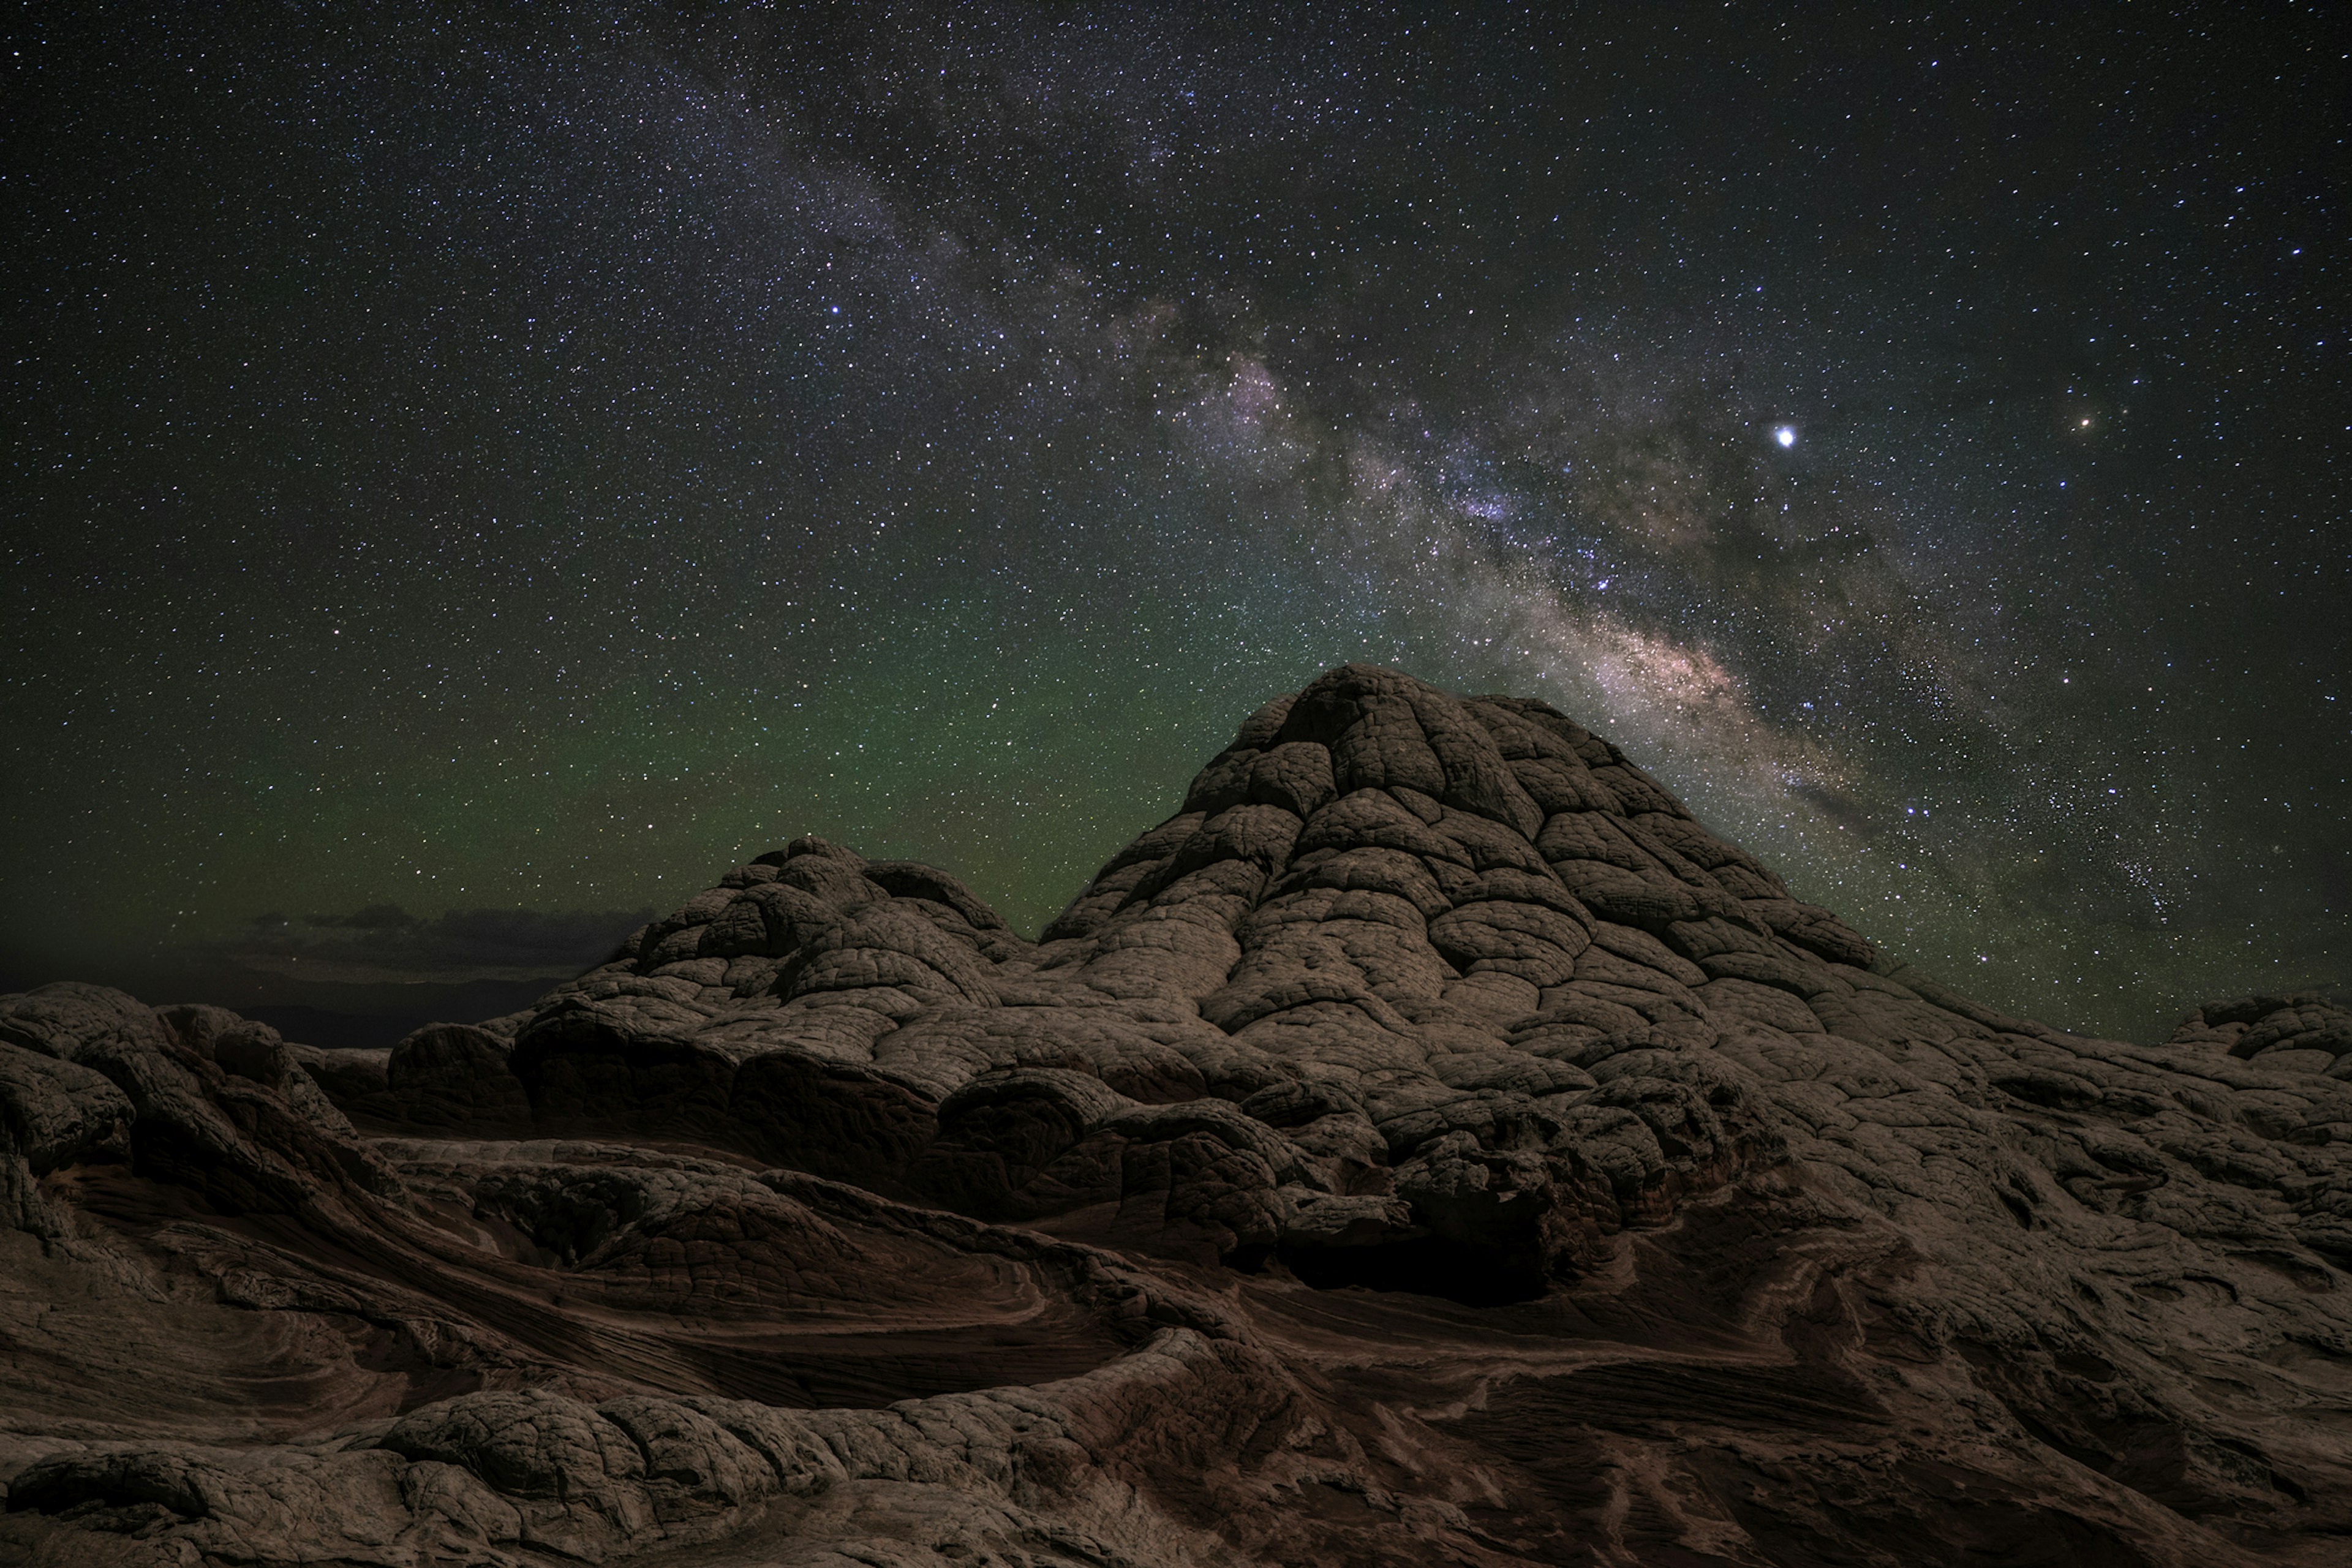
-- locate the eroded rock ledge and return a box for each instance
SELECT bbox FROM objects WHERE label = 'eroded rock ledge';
[4,663,2350,1566]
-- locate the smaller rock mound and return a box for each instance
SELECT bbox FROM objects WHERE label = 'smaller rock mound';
[2171,991,2352,1077]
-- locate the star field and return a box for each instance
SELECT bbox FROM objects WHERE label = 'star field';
[4,4,2345,1041]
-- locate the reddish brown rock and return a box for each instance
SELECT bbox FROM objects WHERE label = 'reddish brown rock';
[5,664,2350,1566]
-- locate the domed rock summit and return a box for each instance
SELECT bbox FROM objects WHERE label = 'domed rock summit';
[6,663,2351,1566]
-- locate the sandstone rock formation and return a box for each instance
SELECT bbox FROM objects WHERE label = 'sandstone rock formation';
[5,663,2350,1566]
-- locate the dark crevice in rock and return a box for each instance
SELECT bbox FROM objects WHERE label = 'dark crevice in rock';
[1279,1236,1552,1306]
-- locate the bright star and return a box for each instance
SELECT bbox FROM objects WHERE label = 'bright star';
[1774,426,1796,447]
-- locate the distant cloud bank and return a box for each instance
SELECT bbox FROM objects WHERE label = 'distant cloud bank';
[226,903,657,983]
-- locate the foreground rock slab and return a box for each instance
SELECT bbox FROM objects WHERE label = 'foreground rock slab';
[6,663,2351,1566]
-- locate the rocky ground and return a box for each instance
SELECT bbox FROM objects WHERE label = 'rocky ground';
[6,663,2351,1566]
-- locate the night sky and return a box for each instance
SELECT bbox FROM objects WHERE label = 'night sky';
[6,4,2345,1043]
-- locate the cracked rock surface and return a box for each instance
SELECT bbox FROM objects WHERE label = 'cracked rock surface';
[5,663,2351,1566]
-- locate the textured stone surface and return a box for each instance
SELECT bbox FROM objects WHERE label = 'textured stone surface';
[6,663,2351,1566]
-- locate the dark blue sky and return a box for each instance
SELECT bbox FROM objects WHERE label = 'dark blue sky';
[5,2,2345,1041]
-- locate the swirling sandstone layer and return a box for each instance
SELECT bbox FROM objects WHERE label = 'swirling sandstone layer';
[6,664,2350,1566]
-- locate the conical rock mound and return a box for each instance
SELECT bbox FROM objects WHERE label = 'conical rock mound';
[6,664,2352,1567]
[493,663,1887,1294]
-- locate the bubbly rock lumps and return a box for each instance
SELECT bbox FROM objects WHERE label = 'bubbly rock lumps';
[6,663,2352,1567]
[480,664,1863,1283]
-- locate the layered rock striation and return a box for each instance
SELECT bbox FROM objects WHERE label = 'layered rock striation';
[5,664,2351,1566]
